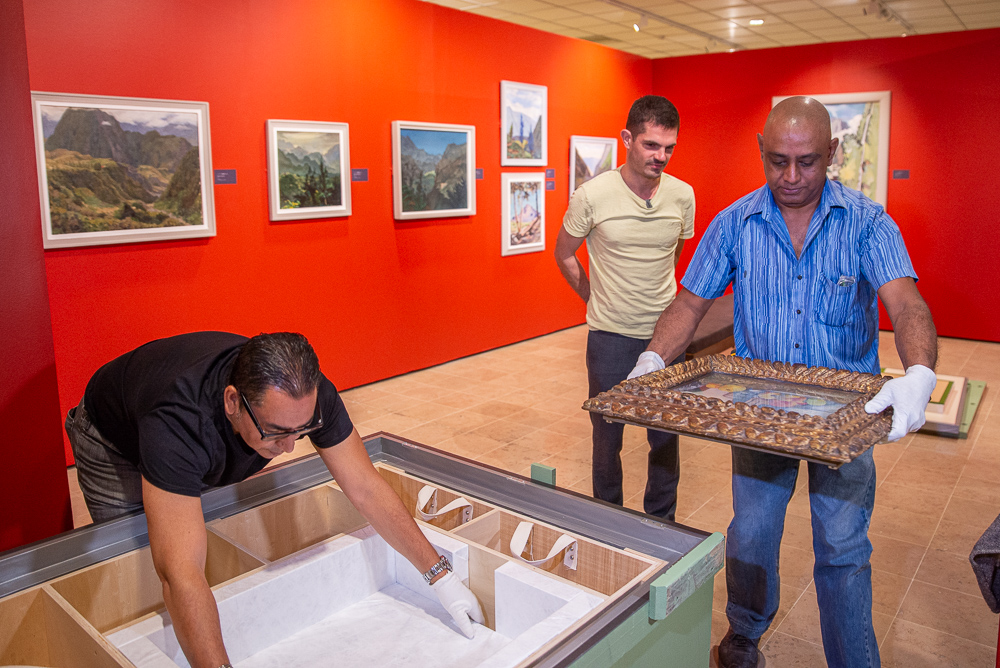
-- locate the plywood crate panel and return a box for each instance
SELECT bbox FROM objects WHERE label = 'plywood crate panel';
[47,530,264,634]
[453,510,658,596]
[0,585,129,667]
[377,464,495,531]
[207,482,368,562]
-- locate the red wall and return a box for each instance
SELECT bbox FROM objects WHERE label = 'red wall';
[21,0,650,464]
[0,0,72,551]
[653,29,1000,343]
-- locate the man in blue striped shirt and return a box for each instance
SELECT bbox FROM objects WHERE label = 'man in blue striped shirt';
[629,97,937,668]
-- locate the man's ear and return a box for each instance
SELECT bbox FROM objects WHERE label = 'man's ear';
[827,137,840,166]
[620,129,632,150]
[223,385,240,417]
[757,132,765,158]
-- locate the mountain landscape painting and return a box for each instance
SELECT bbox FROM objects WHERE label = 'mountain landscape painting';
[266,120,350,221]
[398,128,469,213]
[825,101,880,200]
[501,173,545,256]
[33,96,213,248]
[570,136,617,196]
[501,81,547,166]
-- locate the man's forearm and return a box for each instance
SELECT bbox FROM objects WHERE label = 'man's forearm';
[646,289,712,362]
[556,255,591,303]
[351,470,440,574]
[161,569,229,668]
[892,299,938,370]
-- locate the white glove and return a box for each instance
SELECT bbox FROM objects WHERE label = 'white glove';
[431,571,485,638]
[627,351,666,380]
[865,364,936,441]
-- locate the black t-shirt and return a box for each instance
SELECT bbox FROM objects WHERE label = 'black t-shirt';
[83,331,354,497]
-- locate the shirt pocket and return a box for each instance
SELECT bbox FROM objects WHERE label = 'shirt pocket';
[814,275,857,327]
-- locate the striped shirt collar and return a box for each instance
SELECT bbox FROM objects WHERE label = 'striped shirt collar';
[742,180,848,260]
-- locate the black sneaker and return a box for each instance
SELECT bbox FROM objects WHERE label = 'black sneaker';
[717,628,766,668]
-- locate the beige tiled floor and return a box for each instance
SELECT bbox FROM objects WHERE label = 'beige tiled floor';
[67,326,1000,666]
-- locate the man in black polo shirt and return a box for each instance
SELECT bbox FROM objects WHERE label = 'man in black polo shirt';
[66,331,483,668]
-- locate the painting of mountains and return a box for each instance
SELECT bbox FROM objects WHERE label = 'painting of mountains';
[266,120,351,221]
[31,93,215,248]
[501,81,547,167]
[570,136,618,198]
[392,121,475,220]
[502,173,545,256]
[773,92,890,206]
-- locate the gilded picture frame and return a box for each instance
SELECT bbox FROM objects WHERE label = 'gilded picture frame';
[583,354,892,467]
[31,91,215,249]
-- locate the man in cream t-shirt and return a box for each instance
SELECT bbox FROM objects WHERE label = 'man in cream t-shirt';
[554,95,695,520]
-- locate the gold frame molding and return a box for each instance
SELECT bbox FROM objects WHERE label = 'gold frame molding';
[583,355,892,467]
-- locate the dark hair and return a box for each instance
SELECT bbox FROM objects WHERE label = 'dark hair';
[626,95,680,137]
[229,332,321,404]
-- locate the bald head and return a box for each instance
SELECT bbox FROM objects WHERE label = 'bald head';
[757,96,838,214]
[764,96,833,145]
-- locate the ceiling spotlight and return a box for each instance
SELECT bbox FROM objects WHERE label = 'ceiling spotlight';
[749,18,764,25]
[633,16,648,31]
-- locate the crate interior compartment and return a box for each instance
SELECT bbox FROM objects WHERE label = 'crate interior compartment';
[48,530,263,635]
[108,525,604,668]
[208,482,368,562]
[377,464,495,531]
[453,510,659,596]
[0,585,129,667]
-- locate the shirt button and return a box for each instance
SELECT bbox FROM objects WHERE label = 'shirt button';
[797,275,803,280]
[795,343,800,348]
[796,309,802,314]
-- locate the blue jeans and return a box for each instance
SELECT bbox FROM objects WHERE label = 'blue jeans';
[586,329,682,520]
[725,447,879,668]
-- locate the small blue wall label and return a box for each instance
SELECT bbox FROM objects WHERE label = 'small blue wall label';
[545,180,556,191]
[545,169,555,178]
[213,169,237,185]
[351,168,369,182]
[892,170,910,179]
[476,168,484,180]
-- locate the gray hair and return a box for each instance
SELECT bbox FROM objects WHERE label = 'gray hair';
[229,332,321,404]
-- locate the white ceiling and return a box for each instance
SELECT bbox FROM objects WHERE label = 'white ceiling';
[423,0,1000,57]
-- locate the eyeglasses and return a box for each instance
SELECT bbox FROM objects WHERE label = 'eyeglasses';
[240,392,323,441]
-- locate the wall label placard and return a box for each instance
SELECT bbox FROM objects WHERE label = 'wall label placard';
[476,168,484,180]
[545,168,555,178]
[213,169,237,185]
[351,168,369,182]
[545,180,555,191]
[892,170,910,179]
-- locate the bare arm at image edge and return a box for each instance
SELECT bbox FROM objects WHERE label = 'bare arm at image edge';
[554,226,590,303]
[646,288,715,364]
[143,478,230,668]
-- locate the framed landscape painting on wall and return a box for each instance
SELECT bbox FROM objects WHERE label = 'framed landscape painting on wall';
[392,120,476,220]
[773,91,891,206]
[501,172,545,256]
[30,91,215,249]
[501,81,547,167]
[569,135,617,199]
[266,119,351,221]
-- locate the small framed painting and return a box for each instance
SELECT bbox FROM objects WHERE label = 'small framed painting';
[31,91,215,249]
[266,119,350,221]
[773,91,891,205]
[392,121,476,220]
[501,81,547,167]
[501,172,545,256]
[569,135,617,198]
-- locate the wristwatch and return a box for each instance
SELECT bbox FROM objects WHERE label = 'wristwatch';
[422,555,452,584]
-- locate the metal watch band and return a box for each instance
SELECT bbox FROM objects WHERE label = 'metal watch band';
[422,554,452,584]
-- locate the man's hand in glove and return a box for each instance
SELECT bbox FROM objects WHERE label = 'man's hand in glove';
[865,364,936,441]
[627,351,666,380]
[431,571,485,638]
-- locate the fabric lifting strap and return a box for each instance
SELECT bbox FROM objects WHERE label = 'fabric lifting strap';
[509,521,578,570]
[416,484,474,524]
